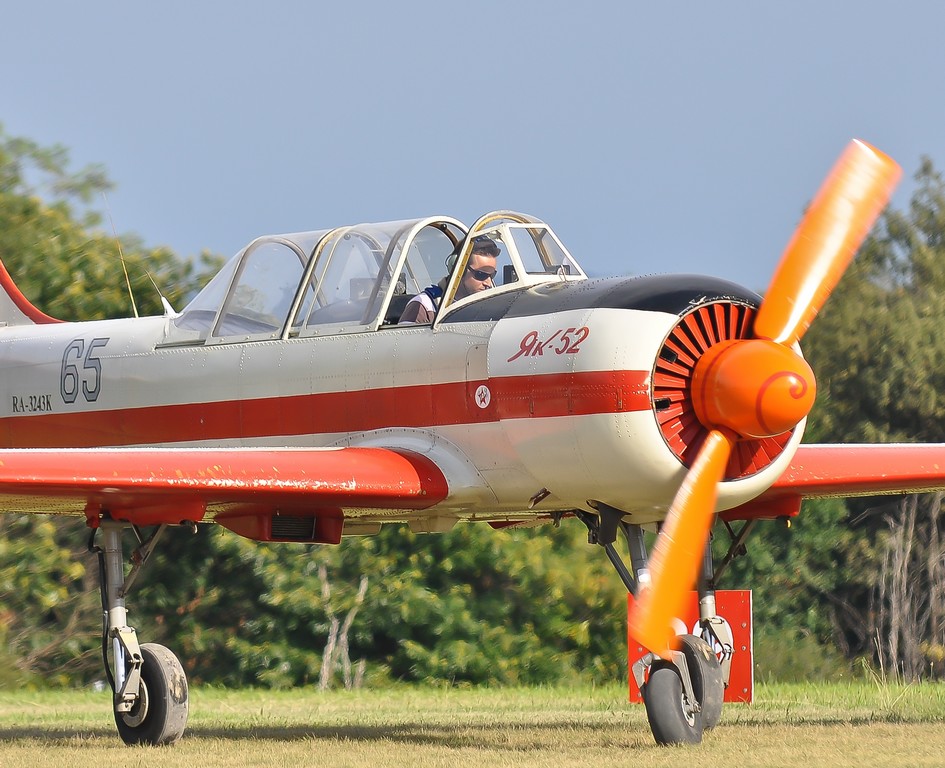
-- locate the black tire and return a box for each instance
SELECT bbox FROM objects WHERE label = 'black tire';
[643,662,704,745]
[678,634,725,729]
[114,643,189,745]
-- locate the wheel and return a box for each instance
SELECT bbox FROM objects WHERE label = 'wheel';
[114,643,189,745]
[643,662,704,745]
[679,633,725,729]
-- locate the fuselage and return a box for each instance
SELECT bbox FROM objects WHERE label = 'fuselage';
[0,271,803,527]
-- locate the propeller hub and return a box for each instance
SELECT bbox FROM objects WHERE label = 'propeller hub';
[691,339,816,439]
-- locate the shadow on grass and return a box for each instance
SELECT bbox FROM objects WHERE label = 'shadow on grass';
[3,710,938,751]
[0,726,118,743]
[0,719,655,749]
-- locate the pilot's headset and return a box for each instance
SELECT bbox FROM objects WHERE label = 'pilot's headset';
[446,235,500,272]
[445,245,461,273]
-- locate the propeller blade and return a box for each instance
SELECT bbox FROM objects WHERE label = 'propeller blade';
[628,429,735,658]
[753,139,901,346]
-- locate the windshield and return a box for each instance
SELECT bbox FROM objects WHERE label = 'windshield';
[438,214,585,319]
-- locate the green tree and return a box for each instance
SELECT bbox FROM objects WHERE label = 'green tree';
[0,515,98,687]
[129,520,629,689]
[0,124,217,320]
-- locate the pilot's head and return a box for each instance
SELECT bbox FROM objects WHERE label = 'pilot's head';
[456,236,499,299]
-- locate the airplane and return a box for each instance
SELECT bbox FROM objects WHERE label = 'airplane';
[2,138,945,747]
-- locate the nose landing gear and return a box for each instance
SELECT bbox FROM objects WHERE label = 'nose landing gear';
[578,505,728,745]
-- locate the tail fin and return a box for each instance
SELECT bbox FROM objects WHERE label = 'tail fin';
[0,259,60,326]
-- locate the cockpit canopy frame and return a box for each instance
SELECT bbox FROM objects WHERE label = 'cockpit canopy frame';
[166,211,586,346]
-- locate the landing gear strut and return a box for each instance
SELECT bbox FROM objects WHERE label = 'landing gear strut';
[90,519,188,745]
[578,505,729,745]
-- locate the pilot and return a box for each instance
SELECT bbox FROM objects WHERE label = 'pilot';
[398,235,499,324]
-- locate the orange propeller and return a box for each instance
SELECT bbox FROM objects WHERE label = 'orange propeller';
[756,139,902,346]
[628,140,901,659]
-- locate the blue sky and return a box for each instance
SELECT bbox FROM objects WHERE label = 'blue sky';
[4,2,945,292]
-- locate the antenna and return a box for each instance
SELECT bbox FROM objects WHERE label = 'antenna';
[144,270,178,318]
[102,192,139,318]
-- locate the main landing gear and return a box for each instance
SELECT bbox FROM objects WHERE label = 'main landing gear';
[89,519,189,745]
[577,505,735,746]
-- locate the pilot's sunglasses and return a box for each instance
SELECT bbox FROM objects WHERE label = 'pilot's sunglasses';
[466,267,497,281]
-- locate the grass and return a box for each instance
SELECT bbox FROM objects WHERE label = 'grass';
[1,682,945,767]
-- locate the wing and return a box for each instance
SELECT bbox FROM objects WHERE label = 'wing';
[770,443,945,497]
[0,446,448,542]
[723,443,945,521]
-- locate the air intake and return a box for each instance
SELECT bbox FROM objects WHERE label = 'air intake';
[653,301,792,479]
[270,515,318,542]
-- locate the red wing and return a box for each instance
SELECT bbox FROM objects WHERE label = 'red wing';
[0,447,448,538]
[724,443,945,521]
[770,444,945,496]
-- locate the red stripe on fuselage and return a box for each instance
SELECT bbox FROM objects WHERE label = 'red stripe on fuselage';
[1,370,651,448]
